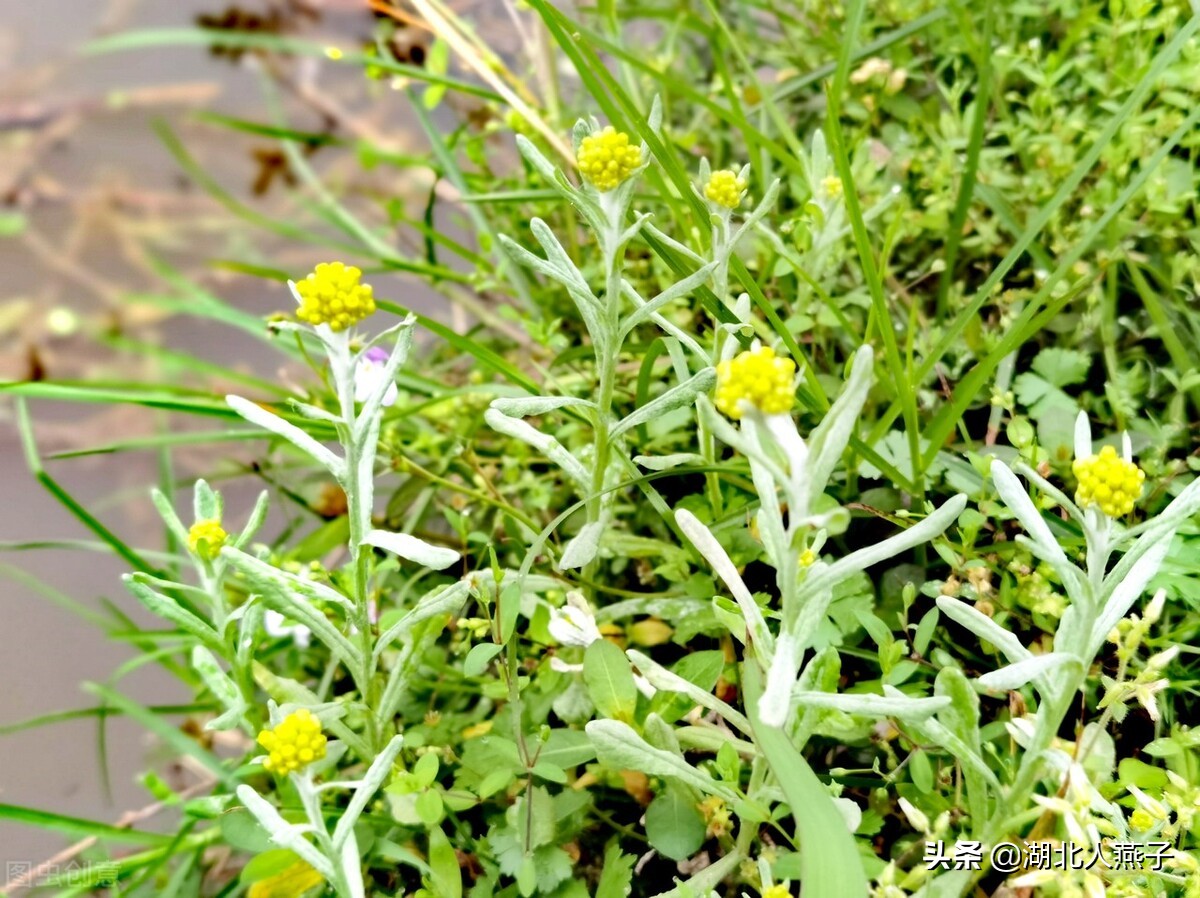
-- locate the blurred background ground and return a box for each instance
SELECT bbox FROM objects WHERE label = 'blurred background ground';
[0,0,461,865]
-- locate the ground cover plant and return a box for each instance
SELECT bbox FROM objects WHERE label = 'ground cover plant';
[4,0,1200,896]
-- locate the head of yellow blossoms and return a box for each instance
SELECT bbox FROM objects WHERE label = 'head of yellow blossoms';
[294,262,376,332]
[257,709,327,776]
[1073,444,1145,518]
[761,883,793,898]
[704,169,748,209]
[714,346,796,419]
[187,518,227,560]
[577,126,642,192]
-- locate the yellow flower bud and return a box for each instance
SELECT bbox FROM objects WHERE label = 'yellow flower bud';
[187,518,227,560]
[257,709,327,776]
[294,262,376,332]
[576,126,642,192]
[714,346,796,419]
[704,169,748,209]
[1072,444,1145,517]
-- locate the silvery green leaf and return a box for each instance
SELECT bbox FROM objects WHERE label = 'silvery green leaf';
[819,494,967,585]
[192,646,247,731]
[1156,472,1200,524]
[374,581,469,659]
[698,398,791,490]
[498,233,574,283]
[332,734,405,851]
[647,94,663,132]
[641,220,706,265]
[289,400,343,426]
[490,396,595,417]
[1012,462,1084,522]
[559,520,605,570]
[675,509,771,649]
[618,282,707,357]
[221,548,361,672]
[790,688,950,721]
[804,346,874,504]
[760,413,810,499]
[907,716,1002,793]
[237,602,264,670]
[586,720,737,801]
[1074,411,1092,460]
[530,218,593,294]
[236,785,336,880]
[990,461,1072,575]
[235,490,271,547]
[633,453,708,471]
[976,653,1079,692]
[610,369,716,441]
[515,134,562,186]
[338,830,366,898]
[484,407,590,490]
[935,596,1032,666]
[354,318,415,444]
[620,261,718,336]
[149,488,189,546]
[363,529,459,571]
[192,479,223,524]
[627,649,751,736]
[1090,535,1173,651]
[674,726,758,757]
[648,852,742,898]
[758,632,802,727]
[220,549,354,612]
[642,712,684,757]
[226,394,343,477]
[123,574,222,654]
[729,179,783,250]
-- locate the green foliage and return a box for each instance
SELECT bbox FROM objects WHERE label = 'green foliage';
[6,1,1200,897]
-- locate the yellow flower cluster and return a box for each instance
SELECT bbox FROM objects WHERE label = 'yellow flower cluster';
[761,886,792,898]
[714,346,796,419]
[704,170,747,209]
[187,519,227,560]
[577,126,642,192]
[257,709,327,775]
[294,262,376,332]
[1073,444,1145,517]
[698,796,733,838]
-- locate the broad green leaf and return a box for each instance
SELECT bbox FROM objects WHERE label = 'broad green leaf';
[743,659,868,897]
[645,786,707,861]
[583,639,639,722]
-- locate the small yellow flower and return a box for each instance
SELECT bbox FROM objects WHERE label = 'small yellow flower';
[248,860,324,898]
[1130,807,1155,830]
[799,548,816,567]
[294,262,376,332]
[762,884,792,898]
[714,346,796,419]
[822,175,844,199]
[257,709,327,775]
[698,795,733,838]
[577,126,642,192]
[187,519,227,560]
[704,169,748,209]
[1072,444,1145,517]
